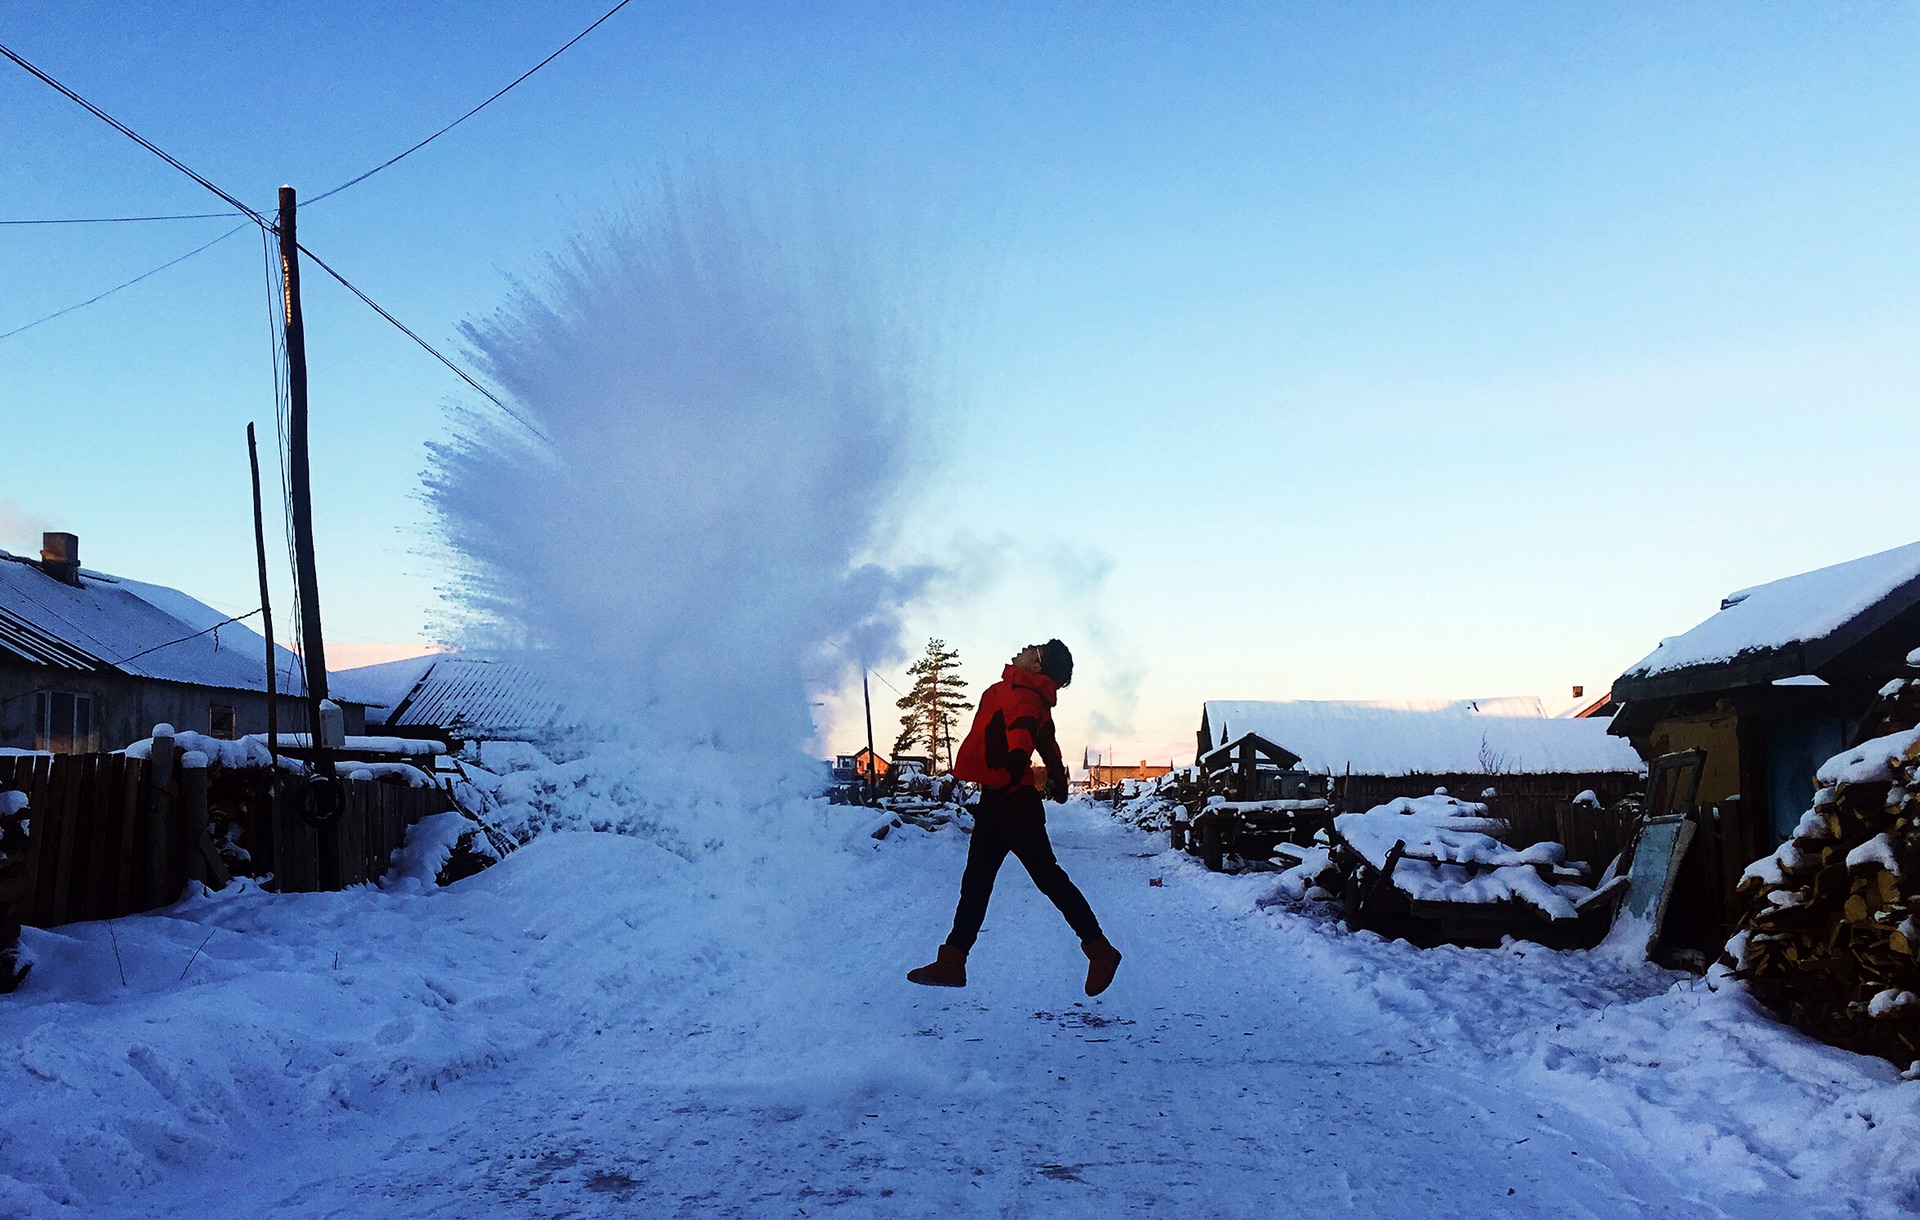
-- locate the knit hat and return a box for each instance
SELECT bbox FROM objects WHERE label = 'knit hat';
[1039,638,1074,687]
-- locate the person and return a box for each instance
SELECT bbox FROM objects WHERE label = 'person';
[907,639,1122,997]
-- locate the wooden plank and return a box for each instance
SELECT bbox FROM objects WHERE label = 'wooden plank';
[48,755,83,925]
[115,758,145,919]
[81,755,118,921]
[146,739,176,911]
[342,784,367,887]
[20,756,52,927]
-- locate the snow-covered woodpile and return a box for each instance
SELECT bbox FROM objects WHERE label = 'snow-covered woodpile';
[1729,672,1920,1064]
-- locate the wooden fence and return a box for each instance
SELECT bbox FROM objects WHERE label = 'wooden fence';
[1,743,450,945]
[1501,799,1643,874]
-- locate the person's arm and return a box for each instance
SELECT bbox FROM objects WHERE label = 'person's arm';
[1035,718,1069,803]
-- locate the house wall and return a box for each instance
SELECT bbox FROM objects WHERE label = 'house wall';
[1644,710,1744,813]
[0,659,361,752]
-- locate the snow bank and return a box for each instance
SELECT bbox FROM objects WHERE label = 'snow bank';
[1166,837,1920,1216]
[0,832,705,1212]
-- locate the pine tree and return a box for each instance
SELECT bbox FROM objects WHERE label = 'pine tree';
[893,638,972,773]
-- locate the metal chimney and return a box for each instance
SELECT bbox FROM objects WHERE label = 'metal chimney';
[39,532,81,586]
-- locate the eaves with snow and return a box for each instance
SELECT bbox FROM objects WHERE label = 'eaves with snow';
[0,548,346,701]
[1197,698,1645,777]
[1613,540,1920,704]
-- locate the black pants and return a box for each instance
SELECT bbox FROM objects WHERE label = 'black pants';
[946,786,1103,951]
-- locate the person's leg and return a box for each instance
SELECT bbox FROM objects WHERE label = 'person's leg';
[1004,788,1105,944]
[944,792,1014,952]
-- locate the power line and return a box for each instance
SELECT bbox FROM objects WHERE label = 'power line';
[293,240,550,444]
[0,40,269,229]
[0,223,248,342]
[301,0,637,208]
[1,35,545,441]
[0,211,232,226]
[3,0,635,225]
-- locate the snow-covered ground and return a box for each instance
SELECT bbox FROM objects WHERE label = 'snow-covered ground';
[4,799,1917,1217]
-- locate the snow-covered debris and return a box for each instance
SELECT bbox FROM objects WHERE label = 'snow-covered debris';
[1335,793,1591,919]
[1731,711,1920,1065]
[1622,539,1920,681]
[123,729,283,769]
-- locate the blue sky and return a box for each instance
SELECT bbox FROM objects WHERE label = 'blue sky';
[4,2,1917,760]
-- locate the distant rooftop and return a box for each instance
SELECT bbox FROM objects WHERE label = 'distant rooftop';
[1199,698,1644,777]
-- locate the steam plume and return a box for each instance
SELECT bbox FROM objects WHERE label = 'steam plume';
[426,176,927,770]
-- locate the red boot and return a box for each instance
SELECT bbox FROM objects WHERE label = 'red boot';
[907,944,968,988]
[1083,938,1122,997]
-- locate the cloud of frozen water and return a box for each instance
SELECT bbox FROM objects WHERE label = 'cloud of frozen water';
[425,175,932,783]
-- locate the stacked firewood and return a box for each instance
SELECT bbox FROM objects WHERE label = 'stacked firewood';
[1730,673,1920,1064]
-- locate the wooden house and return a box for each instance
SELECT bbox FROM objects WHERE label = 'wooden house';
[833,748,890,781]
[1085,759,1175,787]
[1609,539,1920,957]
[0,533,365,752]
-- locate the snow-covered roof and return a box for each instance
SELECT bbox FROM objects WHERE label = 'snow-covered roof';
[0,549,338,700]
[341,655,568,740]
[1199,698,1645,777]
[1618,541,1920,695]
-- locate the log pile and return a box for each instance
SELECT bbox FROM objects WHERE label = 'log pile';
[1729,675,1920,1064]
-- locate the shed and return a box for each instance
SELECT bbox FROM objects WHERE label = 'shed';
[0,533,365,752]
[1196,697,1646,817]
[339,653,569,747]
[1609,539,1920,955]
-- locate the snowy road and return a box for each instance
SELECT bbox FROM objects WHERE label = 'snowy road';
[2,801,1902,1217]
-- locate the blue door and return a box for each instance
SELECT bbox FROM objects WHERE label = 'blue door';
[1766,718,1846,845]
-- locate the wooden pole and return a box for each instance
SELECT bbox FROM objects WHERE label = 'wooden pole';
[862,667,876,803]
[278,186,330,738]
[246,423,282,875]
[279,187,341,887]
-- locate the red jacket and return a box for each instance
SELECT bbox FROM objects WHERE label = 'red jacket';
[953,665,1061,791]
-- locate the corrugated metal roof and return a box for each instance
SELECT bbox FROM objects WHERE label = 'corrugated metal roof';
[0,550,323,699]
[348,656,568,740]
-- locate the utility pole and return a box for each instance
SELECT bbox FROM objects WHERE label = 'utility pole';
[245,424,278,780]
[279,185,340,838]
[862,667,876,804]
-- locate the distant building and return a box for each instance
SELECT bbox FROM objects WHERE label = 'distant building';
[1196,696,1645,815]
[1084,759,1174,787]
[832,747,890,781]
[1609,539,1920,954]
[0,533,365,752]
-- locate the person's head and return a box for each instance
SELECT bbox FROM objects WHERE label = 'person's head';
[1012,639,1073,687]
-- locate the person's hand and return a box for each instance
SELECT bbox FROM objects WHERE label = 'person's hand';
[1046,764,1069,804]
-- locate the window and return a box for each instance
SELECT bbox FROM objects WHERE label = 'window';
[209,705,237,740]
[34,690,97,754]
